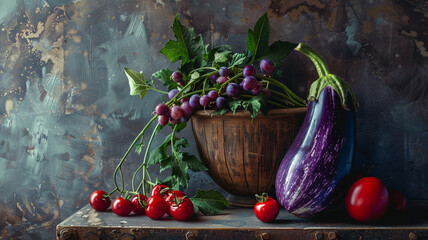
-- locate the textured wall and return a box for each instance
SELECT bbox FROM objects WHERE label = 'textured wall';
[0,0,427,239]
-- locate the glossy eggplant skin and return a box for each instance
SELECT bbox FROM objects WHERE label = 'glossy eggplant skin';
[275,86,355,217]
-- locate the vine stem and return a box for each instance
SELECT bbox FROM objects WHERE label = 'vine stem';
[295,43,329,77]
[112,114,158,194]
[255,73,306,106]
[132,123,159,194]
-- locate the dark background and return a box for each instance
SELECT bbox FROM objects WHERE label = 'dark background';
[0,0,426,239]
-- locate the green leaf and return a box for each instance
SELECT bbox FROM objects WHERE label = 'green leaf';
[228,99,243,114]
[181,152,208,172]
[214,51,231,63]
[171,159,190,188]
[147,134,173,166]
[135,143,144,155]
[257,40,298,66]
[159,14,205,68]
[242,94,268,120]
[211,108,229,116]
[229,50,252,67]
[152,68,176,91]
[204,45,231,62]
[190,189,230,215]
[124,68,150,98]
[247,13,270,62]
[159,176,179,190]
[171,122,187,133]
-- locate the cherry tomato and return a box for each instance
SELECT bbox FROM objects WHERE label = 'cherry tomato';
[145,195,168,220]
[151,184,169,197]
[346,177,389,222]
[89,190,111,211]
[112,197,133,216]
[170,196,194,221]
[164,190,186,216]
[389,190,407,214]
[131,194,147,215]
[254,193,279,223]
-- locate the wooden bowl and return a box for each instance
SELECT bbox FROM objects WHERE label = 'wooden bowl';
[191,108,307,201]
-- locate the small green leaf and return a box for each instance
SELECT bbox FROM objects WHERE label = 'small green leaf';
[229,50,253,67]
[159,14,205,68]
[247,13,270,62]
[190,189,230,215]
[211,108,229,116]
[257,40,298,66]
[181,152,208,172]
[135,143,144,155]
[190,71,200,80]
[242,94,268,120]
[152,68,176,91]
[228,99,243,114]
[214,51,231,63]
[147,134,173,166]
[124,68,149,98]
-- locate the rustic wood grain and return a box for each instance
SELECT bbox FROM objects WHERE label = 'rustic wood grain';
[191,108,307,197]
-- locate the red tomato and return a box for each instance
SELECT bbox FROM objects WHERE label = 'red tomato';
[389,190,407,214]
[131,194,147,215]
[170,196,194,221]
[346,177,389,222]
[151,184,169,197]
[164,190,186,216]
[145,195,168,220]
[254,194,279,223]
[89,190,111,211]
[112,197,133,216]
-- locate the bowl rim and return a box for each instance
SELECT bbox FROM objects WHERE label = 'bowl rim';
[191,107,307,118]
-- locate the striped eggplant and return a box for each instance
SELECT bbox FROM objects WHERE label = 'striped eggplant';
[275,43,356,217]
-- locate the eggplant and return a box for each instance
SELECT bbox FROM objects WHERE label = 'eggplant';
[275,43,356,217]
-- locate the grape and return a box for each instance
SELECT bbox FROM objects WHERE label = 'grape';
[155,103,169,116]
[216,76,229,85]
[199,95,211,107]
[170,106,183,120]
[181,101,193,117]
[262,88,271,98]
[181,115,190,123]
[158,115,169,126]
[207,90,219,100]
[189,94,201,109]
[216,96,226,109]
[171,71,183,82]
[219,67,229,77]
[243,65,256,77]
[180,96,190,103]
[169,117,180,125]
[209,73,219,84]
[242,76,257,91]
[168,89,179,99]
[226,83,240,97]
[260,59,274,75]
[251,81,262,95]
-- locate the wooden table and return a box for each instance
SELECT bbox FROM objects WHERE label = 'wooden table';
[57,203,428,240]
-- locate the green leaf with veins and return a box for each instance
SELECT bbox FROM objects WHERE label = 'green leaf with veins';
[124,68,150,98]
[242,94,268,120]
[152,68,176,91]
[247,13,270,63]
[190,189,230,215]
[159,14,205,68]
[211,108,229,116]
[228,99,243,114]
[229,50,253,67]
[257,40,298,66]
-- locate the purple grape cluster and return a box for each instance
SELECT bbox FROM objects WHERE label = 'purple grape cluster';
[156,60,276,126]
